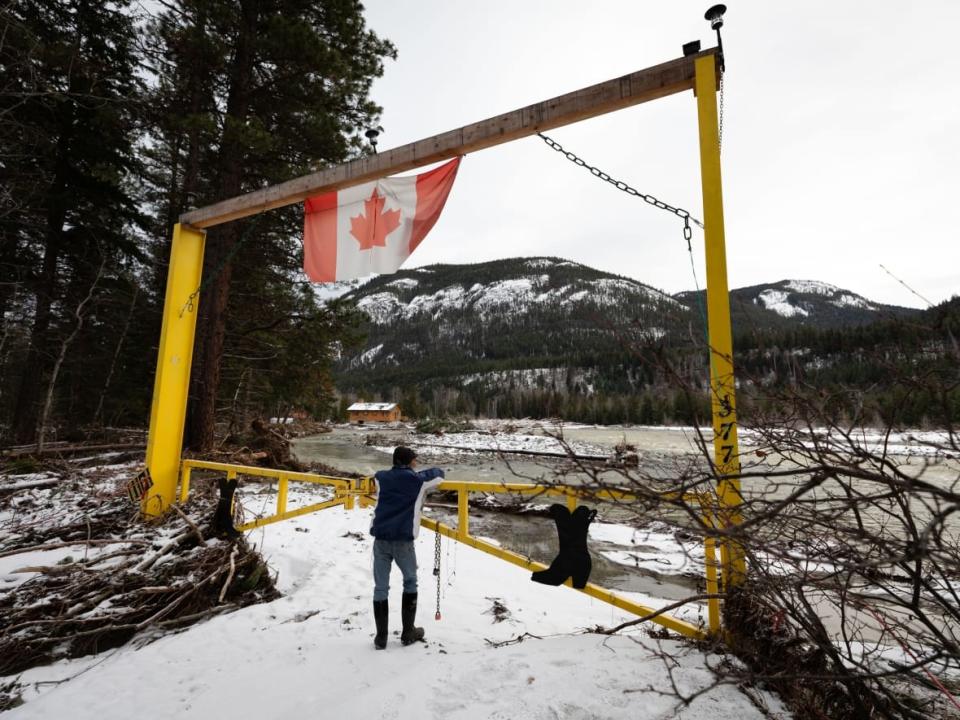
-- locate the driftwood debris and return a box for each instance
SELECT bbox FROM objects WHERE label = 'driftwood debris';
[0,468,278,680]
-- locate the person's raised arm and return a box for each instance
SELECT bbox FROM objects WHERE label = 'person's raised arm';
[416,467,444,491]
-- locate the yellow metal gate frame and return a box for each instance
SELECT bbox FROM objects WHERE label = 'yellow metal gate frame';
[146,49,745,635]
[180,458,722,638]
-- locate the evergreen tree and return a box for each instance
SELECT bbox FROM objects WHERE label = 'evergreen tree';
[143,0,395,448]
[1,0,145,442]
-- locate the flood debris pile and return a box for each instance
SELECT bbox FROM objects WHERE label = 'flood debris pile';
[0,456,278,706]
[195,418,306,470]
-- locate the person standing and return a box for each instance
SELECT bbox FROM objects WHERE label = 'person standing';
[370,446,444,649]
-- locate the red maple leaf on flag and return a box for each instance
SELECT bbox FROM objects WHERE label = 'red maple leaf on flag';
[350,188,402,251]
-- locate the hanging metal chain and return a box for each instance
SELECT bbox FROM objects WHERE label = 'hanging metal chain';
[718,72,725,154]
[433,529,442,621]
[536,131,712,338]
[536,132,703,251]
[179,215,266,318]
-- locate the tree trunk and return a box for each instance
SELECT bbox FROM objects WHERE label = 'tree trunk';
[188,0,259,451]
[92,283,139,426]
[10,30,82,444]
[36,258,104,451]
[11,179,67,443]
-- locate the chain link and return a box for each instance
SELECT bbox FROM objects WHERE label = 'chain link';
[178,215,266,318]
[536,133,703,243]
[433,529,442,620]
[718,72,725,154]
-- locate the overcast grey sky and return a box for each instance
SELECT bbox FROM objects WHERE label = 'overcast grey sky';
[359,1,959,308]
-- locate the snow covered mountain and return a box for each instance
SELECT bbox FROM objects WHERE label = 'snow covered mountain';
[351,258,681,327]
[338,257,689,388]
[677,279,918,330]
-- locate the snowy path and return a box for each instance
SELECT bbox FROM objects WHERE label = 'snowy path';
[6,505,788,719]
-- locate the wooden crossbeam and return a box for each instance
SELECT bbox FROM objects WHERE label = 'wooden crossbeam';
[180,49,717,229]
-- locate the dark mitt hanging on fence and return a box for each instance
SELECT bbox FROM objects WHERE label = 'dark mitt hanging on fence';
[531,504,597,589]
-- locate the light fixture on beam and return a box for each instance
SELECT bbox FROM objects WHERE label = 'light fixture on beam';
[704,4,727,70]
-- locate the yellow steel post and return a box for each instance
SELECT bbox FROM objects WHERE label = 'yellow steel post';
[277,474,288,515]
[566,492,577,512]
[457,489,469,538]
[694,54,746,586]
[227,468,237,517]
[358,476,374,508]
[144,224,206,517]
[344,479,355,510]
[178,464,192,504]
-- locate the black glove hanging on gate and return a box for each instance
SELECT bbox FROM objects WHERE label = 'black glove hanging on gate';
[211,476,241,538]
[531,504,597,589]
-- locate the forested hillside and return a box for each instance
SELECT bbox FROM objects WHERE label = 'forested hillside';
[336,258,955,427]
[334,257,703,422]
[735,295,960,426]
[677,279,918,332]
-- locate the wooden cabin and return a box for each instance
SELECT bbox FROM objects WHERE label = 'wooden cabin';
[347,402,401,423]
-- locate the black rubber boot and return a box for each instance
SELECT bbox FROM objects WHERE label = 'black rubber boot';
[373,600,388,649]
[400,592,424,645]
[531,504,596,588]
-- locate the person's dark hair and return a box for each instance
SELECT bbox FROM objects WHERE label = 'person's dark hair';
[393,446,417,466]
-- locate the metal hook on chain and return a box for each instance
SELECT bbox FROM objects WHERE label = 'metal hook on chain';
[175,214,267,321]
[178,291,198,319]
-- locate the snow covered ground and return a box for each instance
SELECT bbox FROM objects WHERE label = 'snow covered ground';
[398,419,958,460]
[4,495,789,719]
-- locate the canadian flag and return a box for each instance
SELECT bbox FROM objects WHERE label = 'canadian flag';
[303,157,460,282]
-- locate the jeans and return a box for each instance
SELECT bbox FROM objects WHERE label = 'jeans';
[373,538,418,602]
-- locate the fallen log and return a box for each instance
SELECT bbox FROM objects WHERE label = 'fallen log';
[0,443,146,460]
[0,478,60,493]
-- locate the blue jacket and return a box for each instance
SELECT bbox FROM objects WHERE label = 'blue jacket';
[370,465,445,541]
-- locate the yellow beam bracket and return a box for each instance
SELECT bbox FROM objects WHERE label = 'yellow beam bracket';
[236,497,347,531]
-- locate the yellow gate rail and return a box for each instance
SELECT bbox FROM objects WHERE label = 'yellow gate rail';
[178,460,722,638]
[180,459,358,530]
[421,515,706,638]
[425,480,719,639]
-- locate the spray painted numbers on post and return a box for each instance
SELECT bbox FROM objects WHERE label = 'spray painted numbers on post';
[715,394,738,467]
